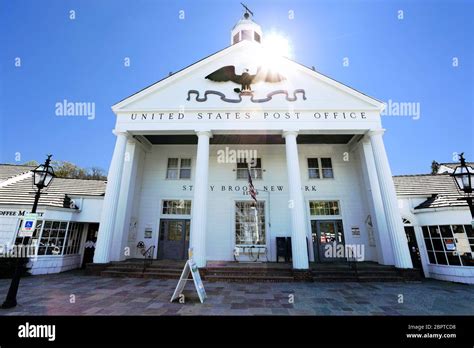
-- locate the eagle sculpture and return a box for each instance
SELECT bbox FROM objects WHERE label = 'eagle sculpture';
[205,65,285,93]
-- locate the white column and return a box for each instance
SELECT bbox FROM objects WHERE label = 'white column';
[369,129,413,268]
[359,139,395,265]
[94,131,128,264]
[190,130,211,267]
[283,130,309,269]
[110,139,143,261]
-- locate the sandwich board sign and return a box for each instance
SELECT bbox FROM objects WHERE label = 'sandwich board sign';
[18,213,38,237]
[170,249,207,303]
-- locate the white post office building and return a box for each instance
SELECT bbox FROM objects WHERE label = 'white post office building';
[2,12,472,283]
[93,12,416,272]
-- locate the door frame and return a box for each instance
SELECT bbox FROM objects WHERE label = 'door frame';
[232,199,269,258]
[157,218,190,260]
[311,219,346,263]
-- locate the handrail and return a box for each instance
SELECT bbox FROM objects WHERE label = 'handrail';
[142,245,155,272]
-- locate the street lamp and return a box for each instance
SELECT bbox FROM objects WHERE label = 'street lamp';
[451,153,474,223]
[1,155,55,309]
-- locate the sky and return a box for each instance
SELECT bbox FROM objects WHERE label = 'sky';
[0,0,473,175]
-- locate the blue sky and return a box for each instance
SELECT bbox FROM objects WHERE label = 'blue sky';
[1,0,472,175]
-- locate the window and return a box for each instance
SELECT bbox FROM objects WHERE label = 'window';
[15,220,42,247]
[38,221,68,255]
[308,158,333,179]
[321,158,334,178]
[241,30,252,41]
[254,32,261,42]
[15,220,85,256]
[166,158,191,179]
[235,201,265,245]
[309,201,340,216]
[308,158,320,179]
[233,32,239,44]
[64,222,84,255]
[162,200,192,215]
[422,225,473,266]
[237,158,262,180]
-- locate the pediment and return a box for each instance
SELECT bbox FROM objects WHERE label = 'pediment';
[113,40,383,113]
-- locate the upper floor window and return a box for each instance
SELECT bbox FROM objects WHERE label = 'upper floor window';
[166,158,191,179]
[233,33,239,44]
[237,158,262,180]
[308,158,334,179]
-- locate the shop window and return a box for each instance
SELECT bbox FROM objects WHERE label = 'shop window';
[309,201,340,216]
[166,158,191,179]
[422,224,473,266]
[64,223,84,255]
[162,200,192,215]
[237,158,262,180]
[38,221,68,255]
[15,220,85,256]
[15,220,43,252]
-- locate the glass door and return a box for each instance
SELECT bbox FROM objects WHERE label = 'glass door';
[311,220,345,262]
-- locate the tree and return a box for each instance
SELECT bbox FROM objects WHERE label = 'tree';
[21,160,39,166]
[89,167,107,180]
[51,161,106,180]
[431,160,440,174]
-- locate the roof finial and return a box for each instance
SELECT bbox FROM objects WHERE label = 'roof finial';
[240,2,254,19]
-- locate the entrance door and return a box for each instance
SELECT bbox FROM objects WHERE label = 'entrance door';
[311,220,345,262]
[404,226,423,272]
[81,223,99,268]
[157,219,190,260]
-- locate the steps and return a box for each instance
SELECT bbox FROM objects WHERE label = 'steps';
[205,266,294,283]
[311,263,411,282]
[100,260,188,280]
[96,260,421,282]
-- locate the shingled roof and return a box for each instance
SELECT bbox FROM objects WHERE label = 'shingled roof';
[0,165,106,209]
[438,162,474,171]
[393,174,468,210]
[0,164,35,182]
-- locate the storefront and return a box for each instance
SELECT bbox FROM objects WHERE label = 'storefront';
[0,165,106,275]
[395,173,474,284]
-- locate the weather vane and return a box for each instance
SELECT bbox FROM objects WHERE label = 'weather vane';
[240,3,254,18]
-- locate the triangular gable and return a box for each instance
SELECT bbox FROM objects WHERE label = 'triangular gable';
[112,40,384,112]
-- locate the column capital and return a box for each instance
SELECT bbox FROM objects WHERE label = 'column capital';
[195,130,213,138]
[367,129,386,137]
[282,130,299,138]
[112,129,129,138]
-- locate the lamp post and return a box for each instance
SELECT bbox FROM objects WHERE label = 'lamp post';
[451,153,474,226]
[1,155,55,309]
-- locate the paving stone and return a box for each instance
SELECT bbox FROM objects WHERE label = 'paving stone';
[0,272,472,315]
